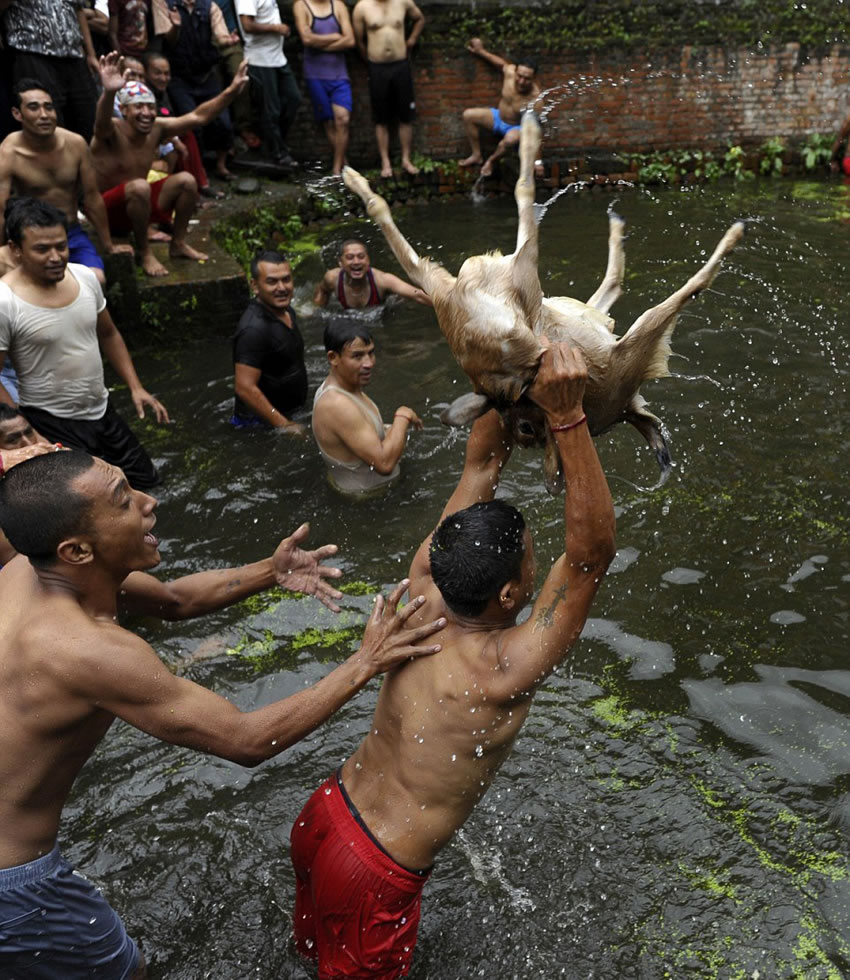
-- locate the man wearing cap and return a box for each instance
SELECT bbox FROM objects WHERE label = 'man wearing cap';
[91,52,248,277]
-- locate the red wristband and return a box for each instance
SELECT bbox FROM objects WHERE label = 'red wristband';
[550,414,587,433]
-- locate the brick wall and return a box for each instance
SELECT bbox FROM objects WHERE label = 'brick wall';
[283,3,850,170]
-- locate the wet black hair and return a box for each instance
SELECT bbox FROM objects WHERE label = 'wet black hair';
[12,77,57,109]
[429,500,527,618]
[516,55,539,74]
[250,249,290,280]
[0,452,96,568]
[323,319,373,354]
[0,404,23,423]
[5,197,68,246]
[339,238,368,255]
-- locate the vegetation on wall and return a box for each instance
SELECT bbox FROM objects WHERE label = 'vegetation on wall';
[438,0,850,53]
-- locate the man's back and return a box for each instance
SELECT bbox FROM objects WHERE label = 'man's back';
[343,600,533,870]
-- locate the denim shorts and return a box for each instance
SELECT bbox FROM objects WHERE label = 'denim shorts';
[0,846,140,979]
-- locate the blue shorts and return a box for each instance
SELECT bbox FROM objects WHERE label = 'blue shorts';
[67,223,105,273]
[0,846,140,978]
[0,362,18,403]
[490,107,520,139]
[306,77,353,123]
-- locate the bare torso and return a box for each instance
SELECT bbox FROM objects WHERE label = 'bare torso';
[91,118,165,191]
[0,129,87,222]
[497,66,540,123]
[356,0,410,62]
[0,557,121,868]
[342,573,533,870]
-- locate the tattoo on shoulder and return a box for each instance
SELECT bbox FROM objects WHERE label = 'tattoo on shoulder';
[534,583,569,630]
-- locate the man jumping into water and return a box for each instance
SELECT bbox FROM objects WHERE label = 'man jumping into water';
[459,37,540,177]
[291,343,616,977]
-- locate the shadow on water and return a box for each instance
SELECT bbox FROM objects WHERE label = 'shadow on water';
[71,177,850,978]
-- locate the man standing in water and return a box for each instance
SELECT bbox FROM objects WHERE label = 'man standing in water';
[459,38,541,177]
[232,250,308,434]
[0,450,444,977]
[291,344,616,977]
[313,238,431,309]
[312,319,422,494]
[352,0,425,177]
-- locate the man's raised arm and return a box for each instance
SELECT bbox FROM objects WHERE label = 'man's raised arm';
[498,345,616,699]
[408,406,513,583]
[158,62,250,137]
[119,522,345,618]
[466,37,507,70]
[92,53,126,145]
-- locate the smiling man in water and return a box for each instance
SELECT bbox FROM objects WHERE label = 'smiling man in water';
[0,450,444,978]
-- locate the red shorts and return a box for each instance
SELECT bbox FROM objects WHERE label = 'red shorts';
[843,156,850,176]
[101,178,173,235]
[290,773,429,979]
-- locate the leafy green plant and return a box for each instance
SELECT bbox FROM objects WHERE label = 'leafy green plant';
[759,137,785,176]
[723,145,755,180]
[801,132,835,171]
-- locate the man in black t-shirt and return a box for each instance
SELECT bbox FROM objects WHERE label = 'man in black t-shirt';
[232,250,308,435]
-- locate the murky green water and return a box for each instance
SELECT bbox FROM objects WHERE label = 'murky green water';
[69,177,850,978]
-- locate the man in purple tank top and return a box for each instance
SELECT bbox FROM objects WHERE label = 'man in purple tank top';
[313,238,432,309]
[293,0,355,174]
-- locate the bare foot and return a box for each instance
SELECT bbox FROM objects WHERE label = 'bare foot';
[402,160,419,176]
[480,160,494,177]
[380,165,393,178]
[458,154,483,168]
[170,240,208,262]
[140,251,169,277]
[148,228,172,243]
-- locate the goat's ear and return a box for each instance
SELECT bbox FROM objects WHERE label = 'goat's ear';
[439,392,491,427]
[543,436,565,495]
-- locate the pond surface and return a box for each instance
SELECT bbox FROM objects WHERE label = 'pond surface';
[70,177,849,978]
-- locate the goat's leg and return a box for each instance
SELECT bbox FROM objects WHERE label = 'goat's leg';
[342,167,455,296]
[510,112,544,330]
[586,212,626,317]
[616,220,746,382]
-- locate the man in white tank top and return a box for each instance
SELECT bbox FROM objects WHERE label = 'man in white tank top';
[312,319,422,494]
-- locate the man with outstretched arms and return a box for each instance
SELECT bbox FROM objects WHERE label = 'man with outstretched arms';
[459,38,541,176]
[0,79,132,286]
[0,450,444,977]
[291,343,617,977]
[91,52,249,277]
[313,237,431,309]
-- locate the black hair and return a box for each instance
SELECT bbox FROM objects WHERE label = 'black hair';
[12,77,57,109]
[0,404,23,423]
[429,500,527,618]
[339,238,367,255]
[250,249,290,280]
[143,51,170,68]
[0,452,96,568]
[516,55,539,74]
[323,319,373,354]
[5,197,68,246]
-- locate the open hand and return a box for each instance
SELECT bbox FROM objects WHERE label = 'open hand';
[272,522,343,612]
[354,579,445,677]
[230,59,250,93]
[131,387,170,423]
[99,52,127,94]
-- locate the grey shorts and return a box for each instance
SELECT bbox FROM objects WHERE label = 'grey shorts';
[0,846,140,979]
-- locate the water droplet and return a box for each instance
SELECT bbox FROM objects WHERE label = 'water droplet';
[475,744,483,757]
